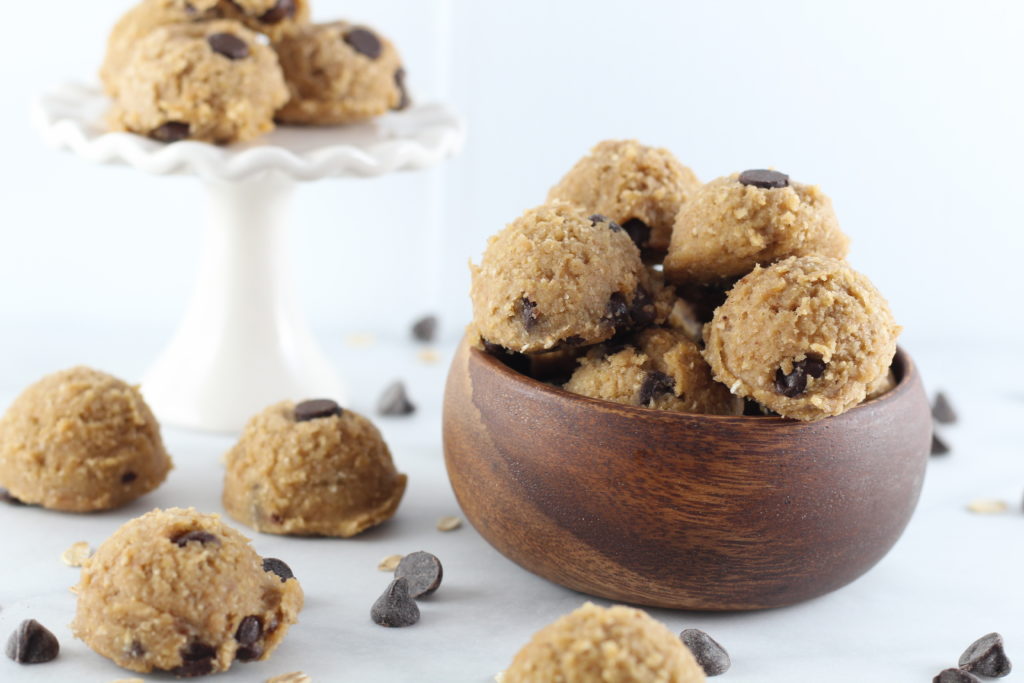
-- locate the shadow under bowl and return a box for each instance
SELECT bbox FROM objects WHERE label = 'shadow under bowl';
[442,338,931,611]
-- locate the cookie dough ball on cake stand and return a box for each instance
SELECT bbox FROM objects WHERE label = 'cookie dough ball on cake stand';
[504,602,706,683]
[471,202,652,354]
[0,366,171,512]
[108,20,288,144]
[275,22,409,125]
[664,169,849,285]
[547,139,702,255]
[222,399,407,537]
[703,255,900,421]
[72,507,303,676]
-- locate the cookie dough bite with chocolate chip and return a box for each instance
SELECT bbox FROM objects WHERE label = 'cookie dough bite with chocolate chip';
[703,255,900,421]
[564,328,741,415]
[108,20,288,144]
[72,508,303,676]
[0,366,171,512]
[471,202,651,354]
[664,170,850,285]
[547,139,702,255]
[222,399,407,537]
[504,602,706,683]
[274,22,409,125]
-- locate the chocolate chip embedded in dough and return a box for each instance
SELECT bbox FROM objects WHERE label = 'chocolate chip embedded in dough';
[774,355,827,398]
[394,551,443,598]
[638,371,675,406]
[958,632,1012,677]
[208,33,250,60]
[629,287,656,327]
[370,578,420,627]
[171,530,220,547]
[588,214,623,233]
[605,292,631,328]
[0,487,25,505]
[150,121,190,143]
[121,471,137,484]
[680,629,731,676]
[393,68,411,111]
[294,399,343,422]
[263,557,295,582]
[519,297,539,331]
[259,0,295,24]
[739,169,790,189]
[5,619,60,664]
[170,641,216,677]
[128,640,145,658]
[345,28,383,59]
[235,615,263,659]
[621,218,651,248]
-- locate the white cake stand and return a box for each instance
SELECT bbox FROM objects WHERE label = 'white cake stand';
[32,82,464,433]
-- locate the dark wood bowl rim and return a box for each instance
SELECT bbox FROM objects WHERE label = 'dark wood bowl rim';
[467,343,914,425]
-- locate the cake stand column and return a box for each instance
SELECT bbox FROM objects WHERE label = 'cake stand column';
[141,172,343,433]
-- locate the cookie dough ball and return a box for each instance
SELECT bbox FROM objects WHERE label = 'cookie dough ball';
[504,602,706,683]
[100,0,308,96]
[471,202,650,354]
[274,22,408,125]
[108,20,288,144]
[223,399,407,537]
[547,140,702,254]
[664,170,849,285]
[72,508,303,676]
[703,256,900,421]
[564,328,741,415]
[0,366,171,512]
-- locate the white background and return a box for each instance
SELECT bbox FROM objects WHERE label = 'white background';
[1,2,1023,682]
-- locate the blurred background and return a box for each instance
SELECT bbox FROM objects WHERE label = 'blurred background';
[0,0,1021,388]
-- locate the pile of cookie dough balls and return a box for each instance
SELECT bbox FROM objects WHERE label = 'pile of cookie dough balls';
[470,140,901,421]
[102,0,411,144]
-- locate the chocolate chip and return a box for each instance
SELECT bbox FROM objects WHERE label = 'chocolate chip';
[958,632,1012,677]
[258,0,295,24]
[371,578,420,627]
[629,288,656,328]
[934,669,981,683]
[150,121,190,143]
[235,644,263,662]
[121,471,137,484]
[394,551,443,598]
[171,530,220,547]
[263,557,294,582]
[931,432,951,456]
[587,214,623,233]
[235,616,263,646]
[378,381,416,416]
[393,68,410,111]
[128,640,145,658]
[519,297,539,331]
[621,218,651,248]
[294,399,343,422]
[604,292,631,328]
[774,355,827,398]
[345,28,383,59]
[5,619,59,664]
[170,641,216,677]
[739,169,790,189]
[680,629,731,676]
[639,371,675,406]
[0,487,25,505]
[412,315,438,342]
[933,391,958,424]
[207,33,249,60]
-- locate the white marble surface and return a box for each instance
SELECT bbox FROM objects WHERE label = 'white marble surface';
[0,321,1021,682]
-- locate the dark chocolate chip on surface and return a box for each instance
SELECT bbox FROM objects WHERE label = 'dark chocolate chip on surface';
[394,551,443,598]
[171,641,216,677]
[208,32,249,60]
[639,371,675,406]
[934,669,981,683]
[774,355,827,398]
[393,68,410,110]
[345,28,383,59]
[259,0,295,24]
[150,121,190,143]
[959,632,1012,677]
[171,530,219,547]
[933,391,958,424]
[680,629,730,676]
[739,169,790,189]
[412,315,438,342]
[0,487,25,505]
[294,398,343,422]
[263,557,295,582]
[931,432,951,455]
[378,381,416,416]
[121,471,137,484]
[371,577,420,627]
[5,619,59,664]
[621,218,651,248]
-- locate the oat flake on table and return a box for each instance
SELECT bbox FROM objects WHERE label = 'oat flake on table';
[61,541,92,567]
[378,554,403,571]
[967,499,1009,514]
[267,673,312,683]
[437,515,463,531]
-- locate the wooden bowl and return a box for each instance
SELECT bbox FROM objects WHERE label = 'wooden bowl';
[442,338,931,610]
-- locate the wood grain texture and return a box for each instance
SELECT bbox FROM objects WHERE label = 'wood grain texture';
[442,338,931,610]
